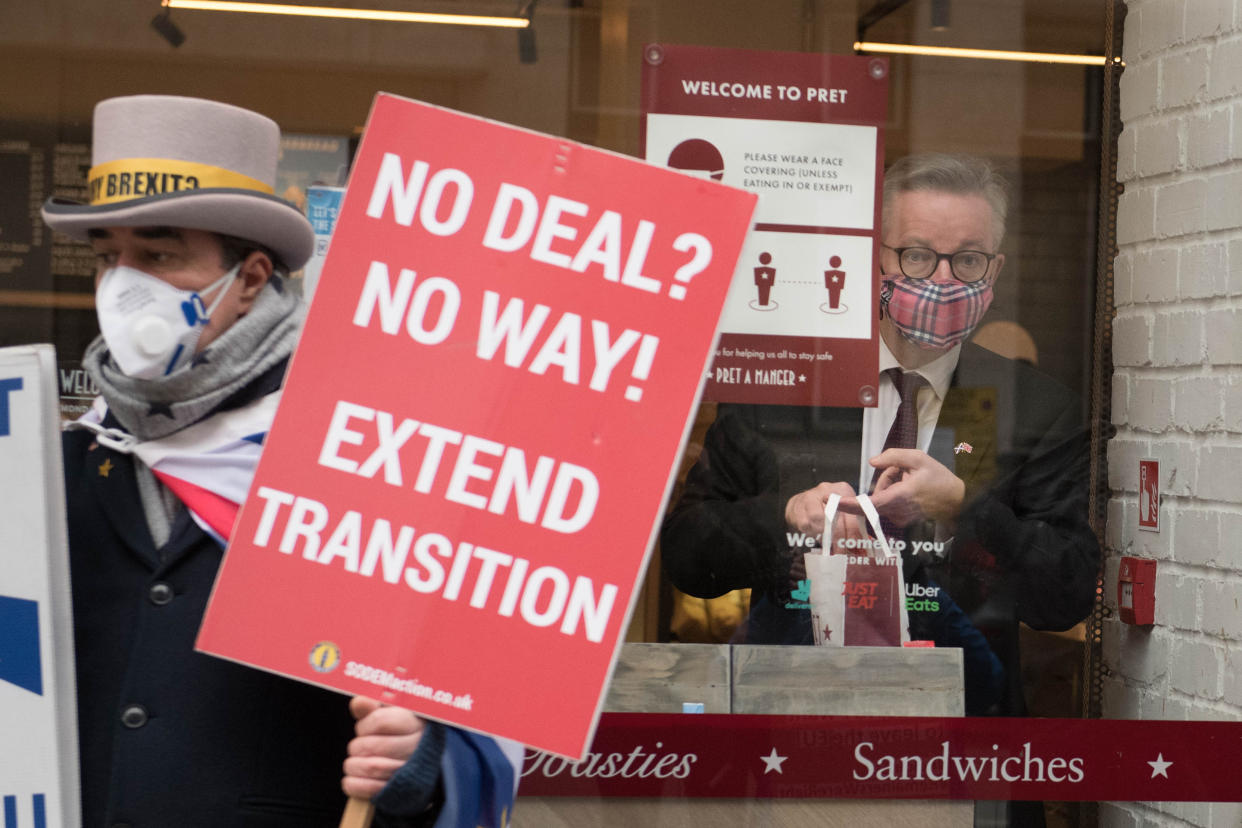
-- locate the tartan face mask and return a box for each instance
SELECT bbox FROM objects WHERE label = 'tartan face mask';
[879,274,994,351]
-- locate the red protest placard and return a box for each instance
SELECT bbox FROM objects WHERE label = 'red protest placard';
[196,94,756,758]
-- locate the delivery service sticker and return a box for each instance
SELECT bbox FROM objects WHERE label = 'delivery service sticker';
[196,93,757,758]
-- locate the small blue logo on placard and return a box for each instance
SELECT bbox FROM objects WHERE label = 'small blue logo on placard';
[0,377,23,437]
[0,596,42,695]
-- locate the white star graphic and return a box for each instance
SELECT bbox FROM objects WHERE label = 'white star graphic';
[760,747,788,774]
[798,374,807,382]
[1148,753,1172,778]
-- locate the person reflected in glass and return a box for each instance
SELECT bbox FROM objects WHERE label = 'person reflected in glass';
[662,153,1100,719]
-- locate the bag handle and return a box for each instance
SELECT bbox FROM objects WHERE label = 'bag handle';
[821,492,896,561]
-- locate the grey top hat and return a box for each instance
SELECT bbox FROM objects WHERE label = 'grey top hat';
[42,95,314,270]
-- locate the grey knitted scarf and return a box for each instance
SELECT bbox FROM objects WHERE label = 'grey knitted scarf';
[81,278,303,546]
[83,278,304,440]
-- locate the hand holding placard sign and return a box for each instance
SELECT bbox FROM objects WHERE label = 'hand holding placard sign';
[197,94,757,758]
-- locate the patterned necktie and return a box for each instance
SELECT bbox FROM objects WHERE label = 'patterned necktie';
[870,369,928,537]
[882,368,927,454]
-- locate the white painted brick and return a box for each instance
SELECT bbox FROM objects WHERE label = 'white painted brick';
[1223,648,1242,704]
[1114,247,1134,306]
[1169,637,1221,697]
[1152,310,1204,366]
[1186,701,1238,721]
[1198,443,1242,503]
[1208,35,1242,100]
[1173,375,1224,430]
[1156,570,1201,628]
[1141,687,1190,719]
[1121,52,1161,123]
[1133,515,1173,558]
[1135,119,1182,176]
[1159,801,1213,826]
[1208,802,1242,826]
[1117,184,1157,244]
[1149,438,1199,496]
[1205,308,1242,362]
[1185,0,1236,43]
[1116,624,1172,681]
[1108,436,1150,492]
[1201,579,1242,638]
[1178,240,1228,298]
[1130,246,1179,302]
[1173,508,1221,565]
[1131,377,1175,431]
[1112,313,1153,366]
[1155,177,1207,237]
[1204,168,1242,231]
[1163,47,1211,108]
[1228,100,1242,164]
[1139,0,1186,58]
[1107,497,1132,551]
[1226,378,1242,432]
[1227,238,1242,295]
[1110,8,1242,780]
[1218,511,1242,567]
[1117,124,1138,184]
[1186,107,1231,168]
[1101,674,1140,720]
[1112,373,1131,428]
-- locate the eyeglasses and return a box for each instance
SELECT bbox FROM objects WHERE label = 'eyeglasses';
[882,244,997,283]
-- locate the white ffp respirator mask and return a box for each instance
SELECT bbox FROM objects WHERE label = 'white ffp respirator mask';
[95,264,238,379]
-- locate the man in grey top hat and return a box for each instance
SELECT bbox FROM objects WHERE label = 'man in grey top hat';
[44,95,520,828]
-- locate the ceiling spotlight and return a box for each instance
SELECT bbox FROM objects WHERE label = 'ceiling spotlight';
[517,0,536,64]
[151,9,187,46]
[930,0,951,32]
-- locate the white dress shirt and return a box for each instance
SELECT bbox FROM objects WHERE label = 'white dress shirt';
[858,339,962,495]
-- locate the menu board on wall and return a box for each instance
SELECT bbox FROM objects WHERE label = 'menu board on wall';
[642,45,889,408]
[0,123,94,301]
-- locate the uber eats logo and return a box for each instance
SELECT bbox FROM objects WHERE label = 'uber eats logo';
[906,583,940,612]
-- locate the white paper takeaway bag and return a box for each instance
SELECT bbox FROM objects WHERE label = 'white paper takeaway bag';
[805,493,910,647]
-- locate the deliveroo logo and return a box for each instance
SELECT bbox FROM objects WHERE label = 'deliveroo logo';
[785,578,812,610]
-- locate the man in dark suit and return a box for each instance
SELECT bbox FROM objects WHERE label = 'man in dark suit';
[662,153,1099,719]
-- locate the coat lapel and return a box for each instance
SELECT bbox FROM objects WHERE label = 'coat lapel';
[84,445,161,569]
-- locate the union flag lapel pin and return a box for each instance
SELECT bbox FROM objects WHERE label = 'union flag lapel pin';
[954,441,973,455]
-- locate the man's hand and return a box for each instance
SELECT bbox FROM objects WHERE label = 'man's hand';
[841,448,965,528]
[342,696,425,799]
[785,482,868,548]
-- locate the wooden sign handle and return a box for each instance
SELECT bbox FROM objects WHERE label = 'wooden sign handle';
[340,797,375,828]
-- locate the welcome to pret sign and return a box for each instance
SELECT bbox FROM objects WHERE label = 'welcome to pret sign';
[197,94,757,758]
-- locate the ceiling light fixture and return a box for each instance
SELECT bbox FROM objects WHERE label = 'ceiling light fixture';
[854,41,1123,67]
[150,8,187,46]
[160,0,530,28]
[517,0,536,63]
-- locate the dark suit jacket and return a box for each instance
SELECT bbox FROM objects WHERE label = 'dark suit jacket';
[65,426,363,827]
[661,343,1099,714]
[63,362,434,827]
